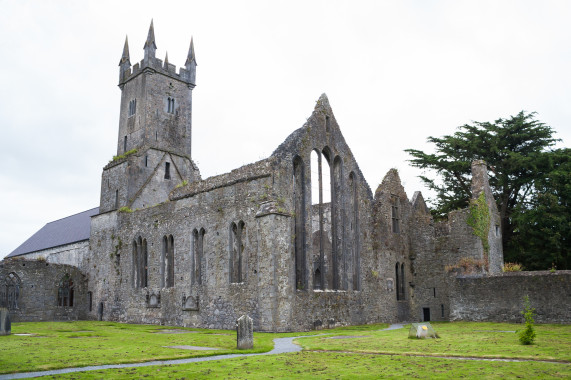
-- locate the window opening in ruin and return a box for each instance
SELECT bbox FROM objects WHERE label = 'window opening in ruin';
[401,263,405,300]
[193,228,205,285]
[145,155,148,167]
[332,155,343,290]
[311,150,331,205]
[230,221,246,283]
[293,156,306,290]
[124,136,127,152]
[133,237,148,288]
[441,304,445,318]
[115,190,119,209]
[311,149,333,290]
[391,195,400,233]
[57,274,74,307]
[88,291,92,311]
[313,268,322,290]
[155,131,158,141]
[325,115,330,132]
[395,262,401,300]
[349,172,360,291]
[161,235,175,288]
[433,287,436,297]
[165,162,171,179]
[495,225,500,237]
[4,272,21,310]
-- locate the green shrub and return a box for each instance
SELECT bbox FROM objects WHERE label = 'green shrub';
[519,295,536,345]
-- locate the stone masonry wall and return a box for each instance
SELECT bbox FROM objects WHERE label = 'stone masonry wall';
[0,259,88,322]
[14,240,89,268]
[449,271,571,323]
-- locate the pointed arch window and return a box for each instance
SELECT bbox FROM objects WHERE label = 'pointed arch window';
[349,172,360,290]
[230,221,246,283]
[161,235,174,288]
[128,99,136,117]
[293,156,307,290]
[4,272,21,310]
[310,148,335,290]
[167,97,175,114]
[58,274,74,307]
[192,228,206,285]
[132,237,148,288]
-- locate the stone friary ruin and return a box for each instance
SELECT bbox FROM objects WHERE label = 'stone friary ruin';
[2,22,569,331]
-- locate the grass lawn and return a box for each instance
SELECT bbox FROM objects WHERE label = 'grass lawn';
[43,352,571,379]
[1,321,569,379]
[296,321,571,362]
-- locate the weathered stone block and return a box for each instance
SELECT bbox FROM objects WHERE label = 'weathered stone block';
[236,315,253,349]
[0,307,11,336]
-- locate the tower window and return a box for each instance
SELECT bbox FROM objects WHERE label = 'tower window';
[128,99,136,117]
[165,162,171,179]
[124,136,127,152]
[145,155,148,167]
[167,97,175,114]
[391,195,400,233]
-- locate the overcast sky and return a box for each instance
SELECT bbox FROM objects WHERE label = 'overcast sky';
[1,0,570,259]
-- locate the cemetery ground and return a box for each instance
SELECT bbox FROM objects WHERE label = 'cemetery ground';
[1,321,569,379]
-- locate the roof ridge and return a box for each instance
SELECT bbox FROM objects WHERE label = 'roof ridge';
[45,207,99,225]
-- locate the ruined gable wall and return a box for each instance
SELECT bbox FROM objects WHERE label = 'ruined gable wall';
[0,260,88,322]
[270,95,389,330]
[372,169,413,322]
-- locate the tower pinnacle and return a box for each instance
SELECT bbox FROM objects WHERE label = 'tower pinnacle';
[143,19,157,61]
[185,37,197,66]
[185,37,197,84]
[119,35,131,66]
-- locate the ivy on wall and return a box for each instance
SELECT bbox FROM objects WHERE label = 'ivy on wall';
[467,192,491,255]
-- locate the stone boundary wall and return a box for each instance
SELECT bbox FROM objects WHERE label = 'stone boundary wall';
[449,271,571,323]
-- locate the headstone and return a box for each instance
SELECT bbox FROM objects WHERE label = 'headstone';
[0,307,11,336]
[236,315,253,349]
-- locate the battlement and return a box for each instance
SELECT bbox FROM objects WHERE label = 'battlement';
[118,20,196,88]
[120,57,194,86]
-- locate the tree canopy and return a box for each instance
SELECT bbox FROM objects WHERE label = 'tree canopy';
[405,111,568,270]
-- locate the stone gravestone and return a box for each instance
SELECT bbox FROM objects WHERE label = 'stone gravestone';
[236,315,253,349]
[0,307,11,336]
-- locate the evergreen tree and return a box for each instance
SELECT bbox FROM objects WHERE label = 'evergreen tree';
[405,112,567,269]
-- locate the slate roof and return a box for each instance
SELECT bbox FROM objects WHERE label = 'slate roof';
[7,207,99,258]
